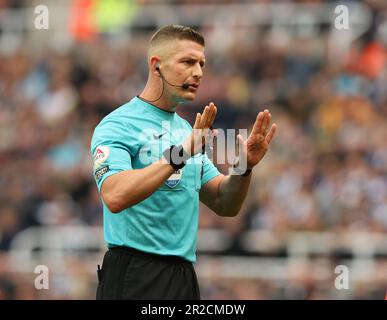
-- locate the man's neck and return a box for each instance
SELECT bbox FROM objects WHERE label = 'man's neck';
[139,86,178,113]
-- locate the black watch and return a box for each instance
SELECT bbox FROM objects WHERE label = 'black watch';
[232,162,252,177]
[163,145,190,171]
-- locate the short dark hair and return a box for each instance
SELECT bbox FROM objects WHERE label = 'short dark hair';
[150,25,205,47]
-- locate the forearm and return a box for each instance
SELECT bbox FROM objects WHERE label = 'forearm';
[217,173,252,217]
[101,157,175,212]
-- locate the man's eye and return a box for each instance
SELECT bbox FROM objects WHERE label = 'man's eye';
[183,60,195,65]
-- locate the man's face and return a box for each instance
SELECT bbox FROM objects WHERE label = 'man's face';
[160,40,205,103]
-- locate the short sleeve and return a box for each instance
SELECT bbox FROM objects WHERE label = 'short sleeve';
[91,117,138,191]
[201,152,221,187]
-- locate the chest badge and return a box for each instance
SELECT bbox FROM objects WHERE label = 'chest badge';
[165,169,183,188]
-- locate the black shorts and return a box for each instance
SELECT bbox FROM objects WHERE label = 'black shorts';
[96,246,201,300]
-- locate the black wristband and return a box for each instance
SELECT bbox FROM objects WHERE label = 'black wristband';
[241,168,252,176]
[163,145,190,170]
[232,164,252,177]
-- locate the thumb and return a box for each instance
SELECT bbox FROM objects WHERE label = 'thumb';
[236,134,244,156]
[236,134,244,146]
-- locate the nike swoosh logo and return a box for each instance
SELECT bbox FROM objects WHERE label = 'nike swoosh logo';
[153,132,167,139]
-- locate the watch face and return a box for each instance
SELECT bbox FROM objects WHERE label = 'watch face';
[165,169,183,188]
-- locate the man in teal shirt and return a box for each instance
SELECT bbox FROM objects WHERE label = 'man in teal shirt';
[91,25,277,300]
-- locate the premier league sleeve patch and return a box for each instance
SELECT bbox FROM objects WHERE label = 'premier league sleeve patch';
[95,165,110,180]
[93,146,110,170]
[165,169,183,188]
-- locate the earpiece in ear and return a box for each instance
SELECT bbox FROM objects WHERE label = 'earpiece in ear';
[156,63,160,71]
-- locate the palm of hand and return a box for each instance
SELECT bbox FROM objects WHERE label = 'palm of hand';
[238,109,277,169]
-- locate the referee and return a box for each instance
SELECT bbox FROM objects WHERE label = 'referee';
[91,25,277,300]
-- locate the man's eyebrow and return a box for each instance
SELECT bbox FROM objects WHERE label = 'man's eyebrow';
[179,56,206,64]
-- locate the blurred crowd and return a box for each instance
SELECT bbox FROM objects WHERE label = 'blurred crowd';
[0,0,387,299]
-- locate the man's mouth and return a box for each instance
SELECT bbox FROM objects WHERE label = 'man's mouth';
[188,84,199,90]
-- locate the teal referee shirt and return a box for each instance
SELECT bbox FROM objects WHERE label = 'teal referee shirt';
[91,96,221,262]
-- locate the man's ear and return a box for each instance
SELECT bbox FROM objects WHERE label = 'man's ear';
[150,57,161,76]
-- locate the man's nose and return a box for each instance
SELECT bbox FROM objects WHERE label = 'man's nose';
[192,63,203,80]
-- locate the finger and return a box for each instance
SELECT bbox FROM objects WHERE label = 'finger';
[251,111,264,135]
[208,104,217,128]
[200,105,209,128]
[203,103,212,128]
[205,103,215,128]
[236,134,244,147]
[265,123,277,144]
[236,134,246,159]
[261,109,270,136]
[193,113,201,129]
